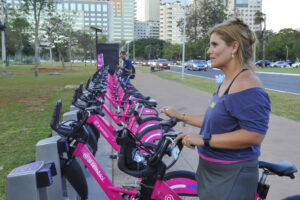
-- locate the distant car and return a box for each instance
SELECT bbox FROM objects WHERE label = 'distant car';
[186,60,208,71]
[255,60,271,67]
[292,61,300,68]
[156,59,170,69]
[150,60,158,67]
[270,61,290,68]
[286,59,293,65]
[183,61,190,68]
[142,60,149,66]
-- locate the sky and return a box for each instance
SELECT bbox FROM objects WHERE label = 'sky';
[262,0,300,32]
[136,0,300,32]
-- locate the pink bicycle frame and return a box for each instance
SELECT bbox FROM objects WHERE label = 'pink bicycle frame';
[86,111,163,151]
[73,142,138,199]
[72,142,198,200]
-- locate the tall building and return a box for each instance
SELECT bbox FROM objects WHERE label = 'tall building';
[234,0,262,31]
[7,0,114,41]
[110,0,136,42]
[145,0,160,21]
[160,2,184,44]
[134,20,160,40]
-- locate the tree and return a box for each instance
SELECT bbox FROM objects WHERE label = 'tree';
[177,2,201,42]
[7,8,31,57]
[145,44,154,59]
[254,11,266,67]
[43,15,72,69]
[178,0,228,41]
[3,7,32,60]
[163,43,182,61]
[22,0,53,76]
[74,30,94,67]
[267,29,300,62]
[129,38,166,59]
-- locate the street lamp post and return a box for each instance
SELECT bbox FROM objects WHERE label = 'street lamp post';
[181,0,186,79]
[204,47,209,61]
[286,45,288,61]
[133,40,135,61]
[1,0,6,71]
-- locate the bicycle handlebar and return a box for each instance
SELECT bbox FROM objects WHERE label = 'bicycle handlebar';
[116,127,183,178]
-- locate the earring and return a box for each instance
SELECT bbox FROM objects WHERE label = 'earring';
[232,54,235,59]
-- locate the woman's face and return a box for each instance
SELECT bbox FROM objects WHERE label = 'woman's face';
[207,32,234,69]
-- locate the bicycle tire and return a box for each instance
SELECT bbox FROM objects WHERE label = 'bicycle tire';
[163,170,198,199]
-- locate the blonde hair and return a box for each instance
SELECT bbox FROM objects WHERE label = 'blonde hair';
[209,18,256,71]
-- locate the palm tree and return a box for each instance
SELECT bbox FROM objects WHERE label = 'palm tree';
[254,11,266,67]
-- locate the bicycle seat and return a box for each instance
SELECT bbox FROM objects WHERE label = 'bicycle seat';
[259,160,297,178]
[135,99,157,107]
[159,117,177,128]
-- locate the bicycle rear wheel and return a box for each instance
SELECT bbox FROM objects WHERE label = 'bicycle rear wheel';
[163,170,198,200]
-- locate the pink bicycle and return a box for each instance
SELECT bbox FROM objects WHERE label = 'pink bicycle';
[51,100,199,200]
[72,87,173,146]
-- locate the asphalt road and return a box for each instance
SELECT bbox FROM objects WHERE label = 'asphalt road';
[169,66,300,95]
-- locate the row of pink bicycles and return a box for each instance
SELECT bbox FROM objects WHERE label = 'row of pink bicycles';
[51,66,298,200]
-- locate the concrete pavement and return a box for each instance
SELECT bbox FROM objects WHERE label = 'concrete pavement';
[111,69,300,199]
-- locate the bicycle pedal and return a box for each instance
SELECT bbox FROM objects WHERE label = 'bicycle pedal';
[122,183,141,191]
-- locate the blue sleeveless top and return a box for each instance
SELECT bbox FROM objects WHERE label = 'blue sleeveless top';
[198,87,271,161]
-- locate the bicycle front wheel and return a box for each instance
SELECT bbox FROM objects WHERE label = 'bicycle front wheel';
[163,170,198,200]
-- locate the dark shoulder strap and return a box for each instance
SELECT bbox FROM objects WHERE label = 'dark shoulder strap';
[216,83,222,95]
[224,68,248,95]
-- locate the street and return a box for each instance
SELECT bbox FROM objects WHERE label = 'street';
[169,66,300,95]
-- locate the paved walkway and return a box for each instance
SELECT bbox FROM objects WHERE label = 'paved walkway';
[112,69,300,199]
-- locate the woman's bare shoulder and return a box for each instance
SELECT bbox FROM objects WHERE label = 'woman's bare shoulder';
[229,70,263,94]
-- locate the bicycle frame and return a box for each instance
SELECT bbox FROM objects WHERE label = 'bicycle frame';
[73,142,137,199]
[72,142,197,200]
[86,111,164,151]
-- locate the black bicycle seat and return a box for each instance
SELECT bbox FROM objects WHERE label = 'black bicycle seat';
[159,118,177,128]
[259,160,297,178]
[135,99,157,107]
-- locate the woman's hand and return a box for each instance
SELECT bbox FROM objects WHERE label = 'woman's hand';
[175,132,204,149]
[161,106,181,119]
[118,64,124,69]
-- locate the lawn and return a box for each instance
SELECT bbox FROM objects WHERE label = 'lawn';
[256,67,300,74]
[0,62,96,199]
[137,66,300,122]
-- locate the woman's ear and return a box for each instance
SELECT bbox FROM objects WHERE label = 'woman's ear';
[232,41,239,55]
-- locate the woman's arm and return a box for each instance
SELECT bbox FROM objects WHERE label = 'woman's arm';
[161,106,204,128]
[176,129,265,149]
[209,129,265,149]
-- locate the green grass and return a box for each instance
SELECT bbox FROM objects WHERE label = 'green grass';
[256,67,300,74]
[137,66,300,122]
[0,62,96,199]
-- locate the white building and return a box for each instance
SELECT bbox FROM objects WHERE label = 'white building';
[7,0,114,41]
[160,2,184,44]
[110,0,136,42]
[134,20,160,40]
[234,0,262,32]
[145,0,160,21]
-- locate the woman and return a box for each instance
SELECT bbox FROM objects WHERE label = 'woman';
[161,18,271,200]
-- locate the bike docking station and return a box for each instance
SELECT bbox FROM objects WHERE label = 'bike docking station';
[7,160,56,200]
